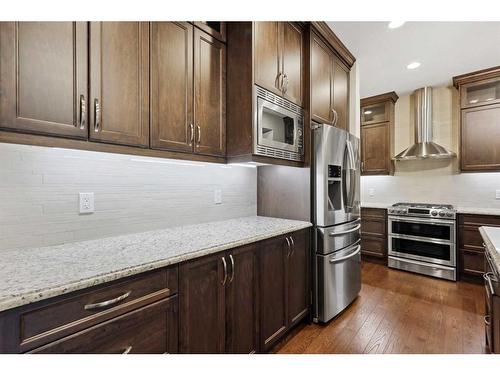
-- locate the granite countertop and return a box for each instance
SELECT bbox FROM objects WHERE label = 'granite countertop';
[479,226,500,278]
[0,216,312,313]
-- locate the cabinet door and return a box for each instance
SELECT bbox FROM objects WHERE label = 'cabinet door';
[461,104,500,171]
[225,245,259,354]
[287,230,309,327]
[259,235,288,352]
[179,253,226,353]
[89,22,149,147]
[332,59,349,131]
[282,22,303,106]
[151,22,193,153]
[311,32,334,124]
[193,29,226,157]
[361,122,390,175]
[254,22,282,96]
[0,22,88,138]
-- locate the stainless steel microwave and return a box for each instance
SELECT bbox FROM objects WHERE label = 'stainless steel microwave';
[253,86,304,162]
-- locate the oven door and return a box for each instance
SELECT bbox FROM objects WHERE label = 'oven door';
[388,216,455,242]
[257,97,301,153]
[388,235,456,267]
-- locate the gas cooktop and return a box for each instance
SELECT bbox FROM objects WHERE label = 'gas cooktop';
[389,202,456,219]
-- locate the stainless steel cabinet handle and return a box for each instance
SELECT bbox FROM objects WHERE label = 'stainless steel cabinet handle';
[329,224,361,237]
[276,72,283,91]
[229,254,235,283]
[84,291,131,310]
[289,236,295,256]
[122,346,133,354]
[484,272,496,295]
[79,95,86,130]
[196,124,201,145]
[282,73,289,94]
[94,98,100,132]
[189,123,194,145]
[331,108,338,126]
[484,315,491,326]
[285,236,291,257]
[221,256,228,285]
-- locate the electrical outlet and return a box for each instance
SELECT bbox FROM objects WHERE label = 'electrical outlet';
[369,188,375,197]
[496,190,500,200]
[79,192,95,214]
[214,189,222,205]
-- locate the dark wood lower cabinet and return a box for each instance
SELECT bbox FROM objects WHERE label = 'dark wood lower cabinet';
[30,296,178,354]
[179,252,226,353]
[0,229,310,354]
[360,208,387,262]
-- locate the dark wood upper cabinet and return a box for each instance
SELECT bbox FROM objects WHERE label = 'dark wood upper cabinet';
[282,22,304,106]
[453,67,500,172]
[225,245,259,354]
[332,60,349,131]
[360,92,398,175]
[310,31,334,124]
[287,230,309,327]
[193,22,226,43]
[0,22,88,139]
[310,30,350,130]
[254,22,304,106]
[179,253,226,353]
[193,28,226,157]
[151,22,194,153]
[259,234,288,352]
[254,22,282,97]
[88,22,149,148]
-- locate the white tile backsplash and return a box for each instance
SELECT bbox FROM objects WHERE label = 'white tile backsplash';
[0,143,257,251]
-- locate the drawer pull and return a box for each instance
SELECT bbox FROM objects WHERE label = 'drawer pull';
[84,291,131,310]
[122,346,133,354]
[329,224,361,237]
[484,272,497,296]
[484,315,491,326]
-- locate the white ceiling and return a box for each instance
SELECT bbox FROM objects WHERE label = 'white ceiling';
[328,22,500,98]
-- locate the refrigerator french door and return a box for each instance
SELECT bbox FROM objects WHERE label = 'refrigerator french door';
[313,124,361,323]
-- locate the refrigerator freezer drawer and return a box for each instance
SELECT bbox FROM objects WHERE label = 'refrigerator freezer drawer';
[315,219,361,255]
[315,242,361,323]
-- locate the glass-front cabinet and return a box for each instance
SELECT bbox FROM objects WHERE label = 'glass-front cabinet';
[461,77,500,108]
[361,102,388,125]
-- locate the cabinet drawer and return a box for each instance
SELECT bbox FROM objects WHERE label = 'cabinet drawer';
[361,236,386,258]
[361,218,386,237]
[31,296,178,354]
[459,214,500,227]
[19,266,177,352]
[361,207,386,219]
[460,250,485,275]
[460,225,486,251]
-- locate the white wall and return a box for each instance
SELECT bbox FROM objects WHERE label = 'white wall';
[0,143,257,251]
[349,61,360,138]
[361,85,500,209]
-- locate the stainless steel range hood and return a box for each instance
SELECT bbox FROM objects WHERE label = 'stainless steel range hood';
[394,87,456,160]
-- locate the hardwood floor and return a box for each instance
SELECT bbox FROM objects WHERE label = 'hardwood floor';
[277,261,486,354]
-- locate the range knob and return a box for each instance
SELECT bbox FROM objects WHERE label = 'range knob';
[389,209,394,214]
[431,210,438,216]
[438,211,445,217]
[446,211,453,217]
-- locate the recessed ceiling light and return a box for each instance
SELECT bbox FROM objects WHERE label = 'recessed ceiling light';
[407,62,421,70]
[388,21,405,29]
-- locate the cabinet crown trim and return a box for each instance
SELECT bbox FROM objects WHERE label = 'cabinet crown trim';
[310,22,356,68]
[361,91,399,106]
[453,65,500,88]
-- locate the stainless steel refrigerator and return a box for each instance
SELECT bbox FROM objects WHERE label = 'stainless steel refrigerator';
[257,123,361,324]
[312,123,361,323]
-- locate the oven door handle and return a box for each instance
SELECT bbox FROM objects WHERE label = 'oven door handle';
[388,216,455,226]
[389,233,454,245]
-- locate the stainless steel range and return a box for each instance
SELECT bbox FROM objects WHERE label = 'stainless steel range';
[387,202,457,281]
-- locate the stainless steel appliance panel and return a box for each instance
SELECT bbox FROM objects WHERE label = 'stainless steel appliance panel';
[315,240,362,322]
[388,256,456,281]
[313,124,360,227]
[315,219,361,255]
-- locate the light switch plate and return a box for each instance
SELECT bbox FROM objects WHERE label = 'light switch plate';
[496,190,500,200]
[79,192,95,214]
[369,188,375,197]
[214,189,222,205]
